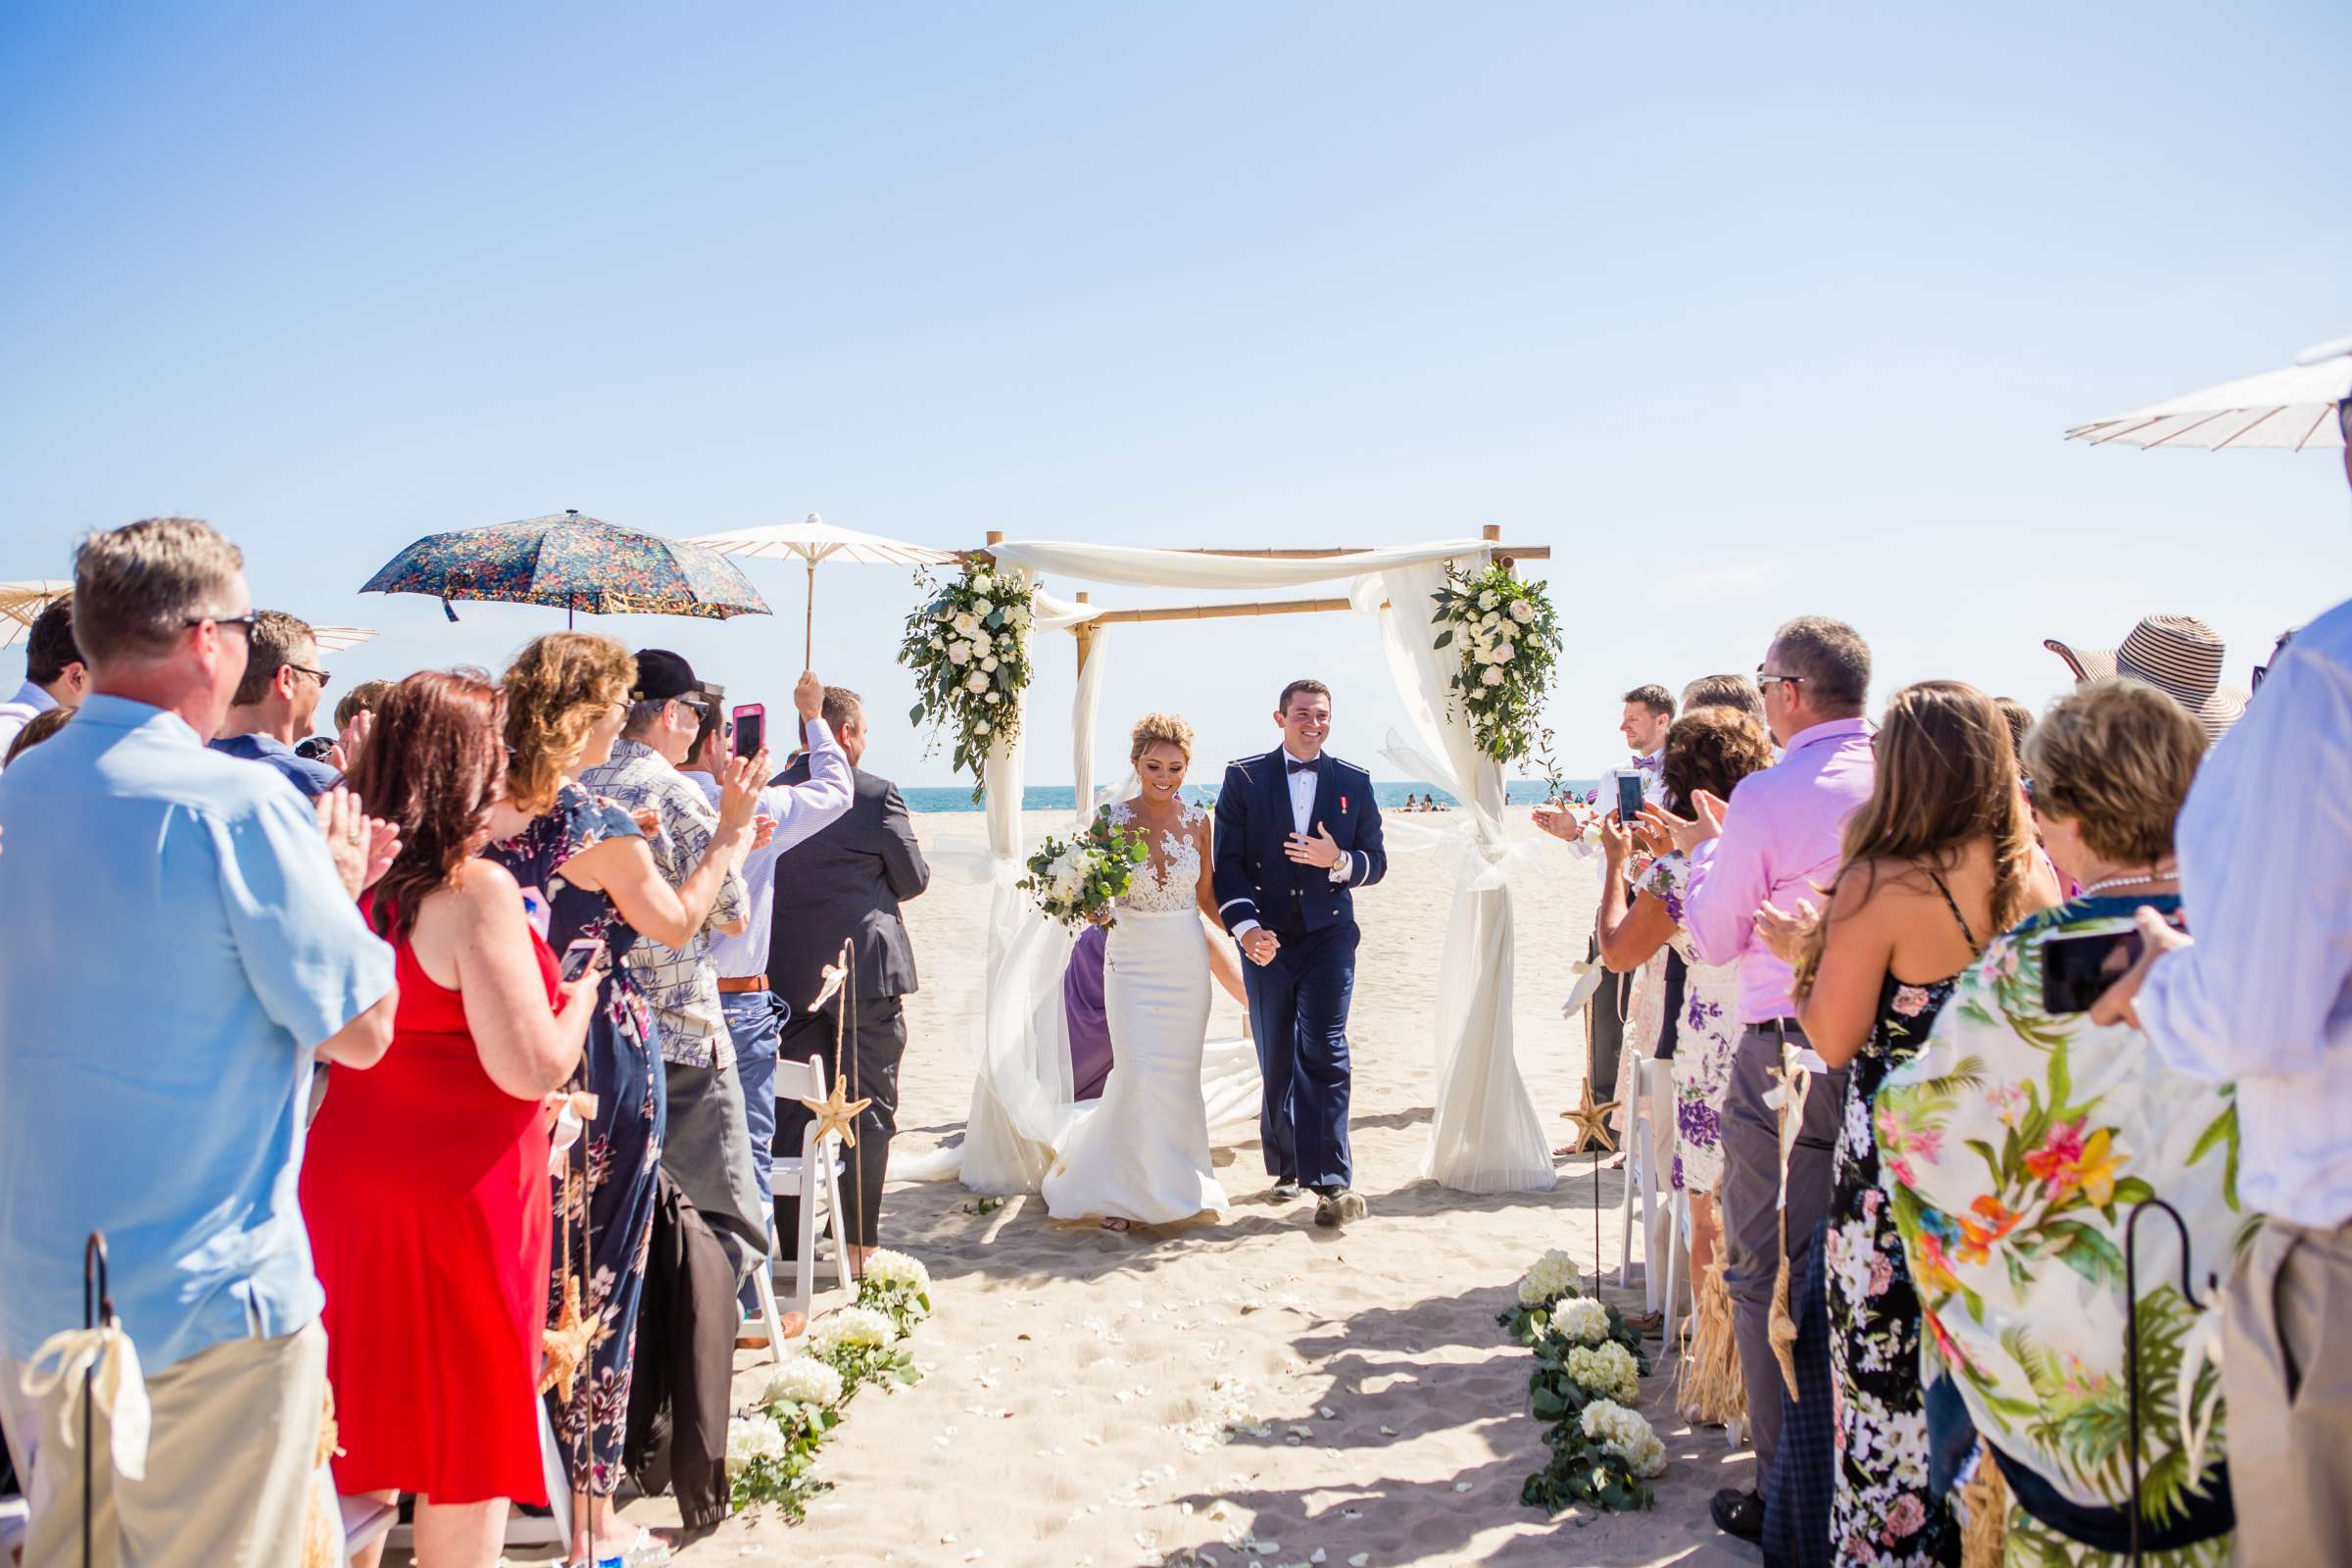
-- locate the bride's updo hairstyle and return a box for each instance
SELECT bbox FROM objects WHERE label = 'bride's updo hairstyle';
[1130,712,1194,763]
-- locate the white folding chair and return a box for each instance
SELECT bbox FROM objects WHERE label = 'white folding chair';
[771,1053,850,1326]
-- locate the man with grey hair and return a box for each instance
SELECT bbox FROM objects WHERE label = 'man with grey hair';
[579,647,775,1283]
[1665,613,1874,1545]
[210,608,342,799]
[0,516,397,1567]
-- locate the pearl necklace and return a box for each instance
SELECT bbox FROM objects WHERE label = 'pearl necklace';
[2080,867,2171,897]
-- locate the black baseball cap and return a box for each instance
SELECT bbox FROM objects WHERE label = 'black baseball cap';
[629,649,704,705]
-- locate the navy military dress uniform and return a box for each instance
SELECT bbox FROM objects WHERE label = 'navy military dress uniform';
[1211,747,1387,1193]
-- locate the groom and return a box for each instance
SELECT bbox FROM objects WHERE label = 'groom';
[1214,678,1387,1228]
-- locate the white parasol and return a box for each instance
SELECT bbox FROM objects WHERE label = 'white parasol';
[310,626,378,655]
[2067,333,2352,451]
[685,514,956,664]
[0,580,72,651]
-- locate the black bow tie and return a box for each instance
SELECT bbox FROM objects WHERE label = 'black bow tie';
[1286,757,1317,775]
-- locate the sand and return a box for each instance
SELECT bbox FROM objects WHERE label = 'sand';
[611,808,1761,1567]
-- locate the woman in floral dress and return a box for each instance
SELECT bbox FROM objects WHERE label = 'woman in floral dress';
[1788,682,2060,1565]
[483,634,760,1568]
[1597,707,1775,1285]
[1876,680,2240,1567]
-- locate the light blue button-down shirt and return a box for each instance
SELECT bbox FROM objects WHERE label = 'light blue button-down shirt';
[2142,594,2352,1230]
[0,695,395,1368]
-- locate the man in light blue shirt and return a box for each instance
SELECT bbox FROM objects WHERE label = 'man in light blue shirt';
[0,517,396,1568]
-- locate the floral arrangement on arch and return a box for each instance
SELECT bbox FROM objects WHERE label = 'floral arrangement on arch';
[900,563,1037,800]
[1498,1248,1664,1512]
[1429,562,1568,795]
[726,1250,937,1518]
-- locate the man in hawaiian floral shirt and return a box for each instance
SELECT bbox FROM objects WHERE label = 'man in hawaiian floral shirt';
[581,648,772,1281]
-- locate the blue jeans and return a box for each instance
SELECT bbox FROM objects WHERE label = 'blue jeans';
[721,989,785,1314]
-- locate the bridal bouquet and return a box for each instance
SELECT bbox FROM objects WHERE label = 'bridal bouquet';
[901,563,1037,800]
[1019,819,1152,929]
[1430,562,1567,790]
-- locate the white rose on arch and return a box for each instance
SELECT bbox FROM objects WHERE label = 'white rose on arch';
[981,655,999,672]
[984,690,1002,705]
[1481,664,1507,687]
[1492,641,1516,664]
[1508,599,1535,624]
[965,670,990,694]
[970,571,996,594]
[1477,590,1499,612]
[947,643,972,666]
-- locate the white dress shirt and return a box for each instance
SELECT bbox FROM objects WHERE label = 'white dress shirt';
[0,679,60,765]
[686,714,855,981]
[2140,593,2352,1230]
[1228,750,1353,942]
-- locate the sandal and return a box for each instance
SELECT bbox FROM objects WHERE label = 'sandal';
[1101,1216,1131,1232]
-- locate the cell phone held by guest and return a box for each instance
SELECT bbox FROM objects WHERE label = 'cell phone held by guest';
[1616,772,1644,826]
[2041,929,2142,1014]
[732,702,765,760]
[559,938,605,984]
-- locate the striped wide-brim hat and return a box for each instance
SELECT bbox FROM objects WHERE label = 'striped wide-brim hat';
[2044,613,2249,739]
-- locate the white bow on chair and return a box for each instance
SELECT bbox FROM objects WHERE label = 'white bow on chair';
[20,1321,152,1481]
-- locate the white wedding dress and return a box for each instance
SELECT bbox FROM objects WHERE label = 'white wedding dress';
[1041,801,1230,1224]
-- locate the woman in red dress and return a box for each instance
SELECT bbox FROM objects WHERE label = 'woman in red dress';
[304,670,600,1568]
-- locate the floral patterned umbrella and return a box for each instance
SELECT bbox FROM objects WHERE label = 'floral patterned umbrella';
[360,510,771,624]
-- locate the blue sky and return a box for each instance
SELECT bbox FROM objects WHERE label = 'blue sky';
[4,1,2346,785]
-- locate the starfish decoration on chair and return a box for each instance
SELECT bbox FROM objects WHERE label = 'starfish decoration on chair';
[540,1272,603,1400]
[1562,1076,1620,1155]
[799,1071,873,1149]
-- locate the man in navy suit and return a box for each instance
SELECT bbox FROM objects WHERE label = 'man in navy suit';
[1213,678,1387,1228]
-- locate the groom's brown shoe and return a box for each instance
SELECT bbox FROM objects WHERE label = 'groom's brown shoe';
[1313,1188,1368,1228]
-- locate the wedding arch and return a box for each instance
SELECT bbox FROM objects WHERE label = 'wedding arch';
[935,526,1560,1198]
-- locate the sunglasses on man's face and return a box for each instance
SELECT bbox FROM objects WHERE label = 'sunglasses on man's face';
[185,610,262,636]
[287,663,331,690]
[1754,667,1806,695]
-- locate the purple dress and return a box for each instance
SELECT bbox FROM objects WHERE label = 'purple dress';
[1064,924,1114,1100]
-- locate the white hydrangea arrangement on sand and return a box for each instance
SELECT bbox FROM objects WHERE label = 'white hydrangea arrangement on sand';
[728,1256,938,1518]
[1497,1247,1665,1512]
[899,563,1037,799]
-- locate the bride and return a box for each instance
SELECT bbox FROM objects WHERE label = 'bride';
[1042,712,1230,1230]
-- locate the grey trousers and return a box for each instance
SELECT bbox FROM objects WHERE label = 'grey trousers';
[1718,1023,1846,1488]
[662,1056,769,1284]
[2223,1214,2352,1565]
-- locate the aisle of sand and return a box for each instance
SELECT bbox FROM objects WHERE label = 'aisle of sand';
[667,808,1758,1568]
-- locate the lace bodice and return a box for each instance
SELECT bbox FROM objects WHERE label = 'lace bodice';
[1107,800,1205,914]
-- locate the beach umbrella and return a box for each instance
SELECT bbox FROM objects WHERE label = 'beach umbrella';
[361,510,770,626]
[310,626,378,654]
[686,514,955,664]
[0,580,71,650]
[2067,333,2352,451]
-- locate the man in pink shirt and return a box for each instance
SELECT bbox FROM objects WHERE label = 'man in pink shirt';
[1674,614,1876,1543]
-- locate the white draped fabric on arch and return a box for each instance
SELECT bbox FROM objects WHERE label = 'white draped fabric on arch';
[932,537,1557,1198]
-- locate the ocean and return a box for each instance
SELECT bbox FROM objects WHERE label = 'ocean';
[900,780,1595,813]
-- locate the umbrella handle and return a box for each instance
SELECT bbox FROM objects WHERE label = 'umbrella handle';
[805,561,815,670]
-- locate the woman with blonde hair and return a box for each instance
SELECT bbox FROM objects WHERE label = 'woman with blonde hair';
[479,632,762,1567]
[1043,712,1231,1230]
[1790,681,2062,1564]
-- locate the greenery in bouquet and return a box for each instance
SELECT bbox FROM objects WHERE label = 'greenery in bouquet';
[1019,813,1151,929]
[1430,563,1564,780]
[901,563,1037,800]
[854,1248,934,1338]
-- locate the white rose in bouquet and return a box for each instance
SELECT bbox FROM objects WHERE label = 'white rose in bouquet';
[1478,590,1499,612]
[1480,665,1507,687]
[1482,609,1501,627]
[928,636,946,652]
[947,643,972,666]
[984,691,1002,705]
[981,655,999,672]
[953,612,982,639]
[970,572,996,594]
[965,671,990,694]
[1492,641,1516,664]
[1508,599,1535,624]
[975,720,991,734]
